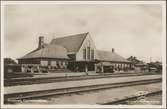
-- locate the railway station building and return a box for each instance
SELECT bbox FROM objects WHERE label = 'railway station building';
[18,32,132,73]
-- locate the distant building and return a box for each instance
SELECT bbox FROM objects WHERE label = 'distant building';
[96,50,131,72]
[18,32,132,73]
[4,58,21,73]
[127,56,148,72]
[148,61,162,73]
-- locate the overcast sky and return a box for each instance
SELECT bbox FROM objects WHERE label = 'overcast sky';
[4,4,162,62]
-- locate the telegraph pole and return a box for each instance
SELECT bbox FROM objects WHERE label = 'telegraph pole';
[150,57,152,63]
[52,33,56,39]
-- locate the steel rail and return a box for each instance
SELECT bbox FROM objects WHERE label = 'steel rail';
[5,78,161,103]
[5,73,158,86]
[101,90,162,105]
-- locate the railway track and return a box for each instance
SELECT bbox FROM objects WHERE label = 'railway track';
[5,78,161,103]
[102,90,162,105]
[5,73,157,86]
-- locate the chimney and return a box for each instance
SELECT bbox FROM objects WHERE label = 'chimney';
[112,48,115,53]
[38,36,44,49]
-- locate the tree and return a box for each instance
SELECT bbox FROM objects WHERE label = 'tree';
[147,61,162,73]
[127,56,140,64]
[4,58,17,65]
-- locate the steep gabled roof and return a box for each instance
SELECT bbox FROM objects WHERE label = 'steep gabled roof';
[50,32,88,53]
[127,56,141,64]
[97,50,130,63]
[19,44,69,59]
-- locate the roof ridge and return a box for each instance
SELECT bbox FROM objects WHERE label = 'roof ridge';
[18,44,69,59]
[97,49,130,62]
[53,32,89,40]
[19,48,39,59]
[76,32,89,52]
[97,49,116,53]
[98,50,125,59]
[50,32,89,53]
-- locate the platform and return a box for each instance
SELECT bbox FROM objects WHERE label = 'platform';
[32,83,161,105]
[4,74,161,95]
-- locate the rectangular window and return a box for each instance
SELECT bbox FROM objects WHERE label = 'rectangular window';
[51,61,57,66]
[59,61,63,69]
[91,49,94,60]
[41,61,48,66]
[57,61,60,68]
[87,47,90,60]
[83,48,86,60]
[62,61,67,68]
